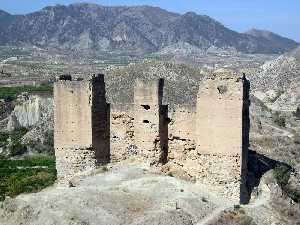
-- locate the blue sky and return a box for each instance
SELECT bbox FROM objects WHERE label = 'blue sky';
[0,0,299,42]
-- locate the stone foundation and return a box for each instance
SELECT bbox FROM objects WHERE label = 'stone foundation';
[55,148,97,183]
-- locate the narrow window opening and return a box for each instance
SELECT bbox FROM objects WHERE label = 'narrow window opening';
[143,120,150,123]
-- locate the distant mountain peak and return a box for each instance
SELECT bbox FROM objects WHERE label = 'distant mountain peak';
[183,11,198,16]
[246,28,283,38]
[0,4,298,55]
[0,9,10,16]
[245,28,299,54]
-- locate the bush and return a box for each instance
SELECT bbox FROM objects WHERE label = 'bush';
[8,140,27,156]
[288,190,300,203]
[273,165,291,187]
[0,133,9,147]
[6,127,29,157]
[272,112,286,127]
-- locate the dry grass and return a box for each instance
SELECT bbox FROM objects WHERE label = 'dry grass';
[206,209,257,225]
[270,195,300,225]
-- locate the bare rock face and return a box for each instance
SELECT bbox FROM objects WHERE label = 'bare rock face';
[11,95,53,129]
[1,94,54,154]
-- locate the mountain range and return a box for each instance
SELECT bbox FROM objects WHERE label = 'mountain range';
[0,3,298,55]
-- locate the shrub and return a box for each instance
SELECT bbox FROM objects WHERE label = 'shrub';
[6,127,29,157]
[272,112,286,127]
[0,133,9,147]
[288,190,300,203]
[273,165,291,187]
[8,140,27,156]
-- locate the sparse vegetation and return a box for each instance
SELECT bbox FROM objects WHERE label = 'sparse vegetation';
[270,192,300,224]
[288,189,300,203]
[0,128,28,157]
[207,209,256,225]
[0,155,56,201]
[26,130,54,155]
[8,139,27,156]
[272,111,286,127]
[273,165,291,187]
[273,165,300,203]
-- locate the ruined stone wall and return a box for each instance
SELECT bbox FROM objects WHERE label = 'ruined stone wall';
[133,79,168,165]
[54,81,92,150]
[193,76,248,202]
[54,75,109,183]
[54,74,249,202]
[110,105,135,162]
[196,78,244,154]
[167,106,196,161]
[109,105,196,163]
[106,76,249,203]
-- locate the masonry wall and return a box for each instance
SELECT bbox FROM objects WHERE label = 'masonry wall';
[54,75,109,183]
[54,81,92,150]
[110,105,135,162]
[194,76,248,202]
[196,78,244,154]
[133,79,168,165]
[109,105,195,163]
[108,77,249,203]
[54,75,249,202]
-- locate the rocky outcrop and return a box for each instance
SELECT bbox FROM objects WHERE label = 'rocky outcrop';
[0,94,54,155]
[10,94,53,129]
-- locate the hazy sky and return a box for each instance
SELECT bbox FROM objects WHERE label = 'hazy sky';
[0,0,299,42]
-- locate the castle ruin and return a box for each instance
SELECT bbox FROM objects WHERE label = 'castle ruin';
[54,73,250,203]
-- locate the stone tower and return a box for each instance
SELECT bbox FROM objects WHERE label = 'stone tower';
[133,79,168,165]
[54,74,110,183]
[195,75,250,203]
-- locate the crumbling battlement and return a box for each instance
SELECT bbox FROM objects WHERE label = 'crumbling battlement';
[54,74,250,203]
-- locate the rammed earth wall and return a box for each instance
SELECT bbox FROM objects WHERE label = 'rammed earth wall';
[54,75,250,203]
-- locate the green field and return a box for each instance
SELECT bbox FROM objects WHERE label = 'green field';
[0,84,53,101]
[0,155,56,201]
